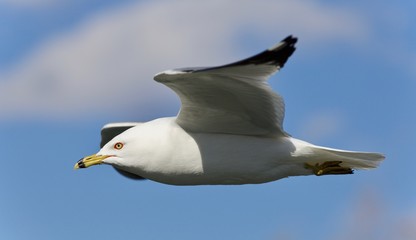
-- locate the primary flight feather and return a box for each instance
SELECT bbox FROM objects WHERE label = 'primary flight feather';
[75,36,384,185]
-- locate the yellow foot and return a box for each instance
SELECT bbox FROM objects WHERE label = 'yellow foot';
[304,161,353,176]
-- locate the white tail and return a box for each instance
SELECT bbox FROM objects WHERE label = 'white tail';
[312,146,385,170]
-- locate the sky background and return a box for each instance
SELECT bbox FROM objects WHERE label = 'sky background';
[1,0,415,239]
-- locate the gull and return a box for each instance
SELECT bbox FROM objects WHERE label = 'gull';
[74,36,384,185]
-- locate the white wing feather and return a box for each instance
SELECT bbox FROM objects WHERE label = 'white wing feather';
[154,36,297,137]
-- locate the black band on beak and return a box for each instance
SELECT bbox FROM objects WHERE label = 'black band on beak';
[76,158,86,168]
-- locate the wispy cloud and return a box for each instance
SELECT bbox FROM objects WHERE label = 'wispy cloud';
[330,188,416,240]
[0,0,58,8]
[0,0,372,121]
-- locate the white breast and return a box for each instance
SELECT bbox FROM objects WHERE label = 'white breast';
[126,118,299,185]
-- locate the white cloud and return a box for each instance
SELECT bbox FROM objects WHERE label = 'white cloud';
[0,0,371,121]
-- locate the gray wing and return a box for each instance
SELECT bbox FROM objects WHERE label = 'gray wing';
[154,35,297,137]
[101,122,147,180]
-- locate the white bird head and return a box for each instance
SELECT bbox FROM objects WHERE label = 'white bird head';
[74,128,143,171]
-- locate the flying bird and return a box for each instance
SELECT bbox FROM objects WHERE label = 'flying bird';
[74,36,384,185]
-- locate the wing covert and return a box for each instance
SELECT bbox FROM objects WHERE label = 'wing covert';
[154,36,297,137]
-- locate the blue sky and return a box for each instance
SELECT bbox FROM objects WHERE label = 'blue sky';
[1,0,415,239]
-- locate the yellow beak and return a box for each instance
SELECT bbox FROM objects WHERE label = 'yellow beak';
[74,154,112,169]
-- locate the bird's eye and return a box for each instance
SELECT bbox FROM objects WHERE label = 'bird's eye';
[114,142,124,150]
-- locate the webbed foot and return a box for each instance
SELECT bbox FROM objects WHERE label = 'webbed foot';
[304,161,353,176]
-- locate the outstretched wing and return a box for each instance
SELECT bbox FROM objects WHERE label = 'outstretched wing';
[154,35,297,137]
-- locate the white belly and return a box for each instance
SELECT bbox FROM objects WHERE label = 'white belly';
[129,118,306,185]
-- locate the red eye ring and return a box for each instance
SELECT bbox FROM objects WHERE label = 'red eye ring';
[114,142,124,150]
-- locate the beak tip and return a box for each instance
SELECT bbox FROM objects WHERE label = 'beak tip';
[74,154,105,170]
[74,158,86,170]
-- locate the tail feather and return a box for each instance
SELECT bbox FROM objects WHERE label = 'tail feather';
[313,146,385,170]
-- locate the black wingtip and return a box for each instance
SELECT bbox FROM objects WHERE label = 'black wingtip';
[282,35,298,45]
[211,35,298,70]
[170,35,298,74]
[240,35,297,68]
[270,35,297,67]
[268,35,297,52]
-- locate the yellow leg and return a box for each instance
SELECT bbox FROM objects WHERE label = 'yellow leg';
[304,161,353,176]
